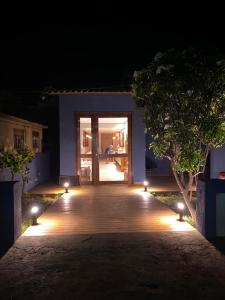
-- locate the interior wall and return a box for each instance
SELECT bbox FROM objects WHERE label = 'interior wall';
[101,133,113,154]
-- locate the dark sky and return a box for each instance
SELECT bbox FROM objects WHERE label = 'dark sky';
[1,3,225,92]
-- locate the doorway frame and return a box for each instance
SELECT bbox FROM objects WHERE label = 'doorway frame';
[75,112,133,185]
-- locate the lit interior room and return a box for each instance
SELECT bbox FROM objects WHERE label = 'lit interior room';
[80,117,128,182]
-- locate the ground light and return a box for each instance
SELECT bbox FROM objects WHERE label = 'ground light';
[177,202,185,221]
[144,180,148,192]
[31,206,39,225]
[64,182,69,193]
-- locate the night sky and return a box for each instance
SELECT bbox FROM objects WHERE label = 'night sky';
[1,3,225,94]
[0,3,225,178]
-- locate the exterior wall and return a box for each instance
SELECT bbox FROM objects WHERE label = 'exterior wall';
[210,146,225,179]
[59,94,145,183]
[0,181,22,248]
[145,132,171,176]
[0,114,44,152]
[0,152,50,191]
[25,152,50,190]
[197,179,225,239]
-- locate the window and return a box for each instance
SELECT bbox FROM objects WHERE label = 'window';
[32,131,40,151]
[14,129,25,149]
[83,131,89,147]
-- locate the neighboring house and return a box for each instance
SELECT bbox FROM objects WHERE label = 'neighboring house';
[0,112,46,152]
[0,113,49,190]
[49,88,171,186]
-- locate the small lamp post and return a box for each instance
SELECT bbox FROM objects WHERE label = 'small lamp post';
[143,180,148,192]
[31,206,39,226]
[64,182,69,193]
[177,202,185,221]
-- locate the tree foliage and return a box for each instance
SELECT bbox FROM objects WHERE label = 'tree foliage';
[0,145,35,183]
[132,48,225,221]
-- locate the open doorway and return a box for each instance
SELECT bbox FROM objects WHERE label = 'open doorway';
[76,113,132,184]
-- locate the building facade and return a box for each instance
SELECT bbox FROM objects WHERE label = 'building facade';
[0,113,49,190]
[53,91,146,185]
[0,113,46,152]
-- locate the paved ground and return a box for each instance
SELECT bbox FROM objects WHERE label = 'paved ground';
[0,185,225,299]
[1,232,225,299]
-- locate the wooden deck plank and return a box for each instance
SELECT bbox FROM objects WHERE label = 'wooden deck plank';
[24,185,194,236]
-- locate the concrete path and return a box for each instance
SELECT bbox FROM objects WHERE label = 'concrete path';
[1,232,225,299]
[0,185,225,299]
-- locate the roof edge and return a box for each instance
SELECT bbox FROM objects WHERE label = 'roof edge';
[48,91,131,96]
[0,112,48,129]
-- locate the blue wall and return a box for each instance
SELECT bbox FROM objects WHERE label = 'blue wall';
[59,94,145,183]
[210,146,225,179]
[197,179,225,239]
[25,152,50,190]
[0,152,50,191]
[145,132,171,176]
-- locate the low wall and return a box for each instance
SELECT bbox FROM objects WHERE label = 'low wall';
[0,152,50,191]
[197,179,225,239]
[0,181,22,249]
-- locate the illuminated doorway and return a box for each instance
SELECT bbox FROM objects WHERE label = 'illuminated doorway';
[76,113,132,184]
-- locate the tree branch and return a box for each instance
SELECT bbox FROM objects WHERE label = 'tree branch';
[171,159,186,191]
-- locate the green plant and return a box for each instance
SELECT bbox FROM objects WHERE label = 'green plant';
[21,193,61,233]
[152,191,196,227]
[132,48,225,223]
[0,145,35,190]
[22,218,32,233]
[184,215,196,228]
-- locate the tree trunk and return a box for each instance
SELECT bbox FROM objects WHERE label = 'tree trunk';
[171,165,196,223]
[22,180,25,194]
[182,190,196,223]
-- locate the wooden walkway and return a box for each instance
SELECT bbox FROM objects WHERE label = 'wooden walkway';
[24,185,194,236]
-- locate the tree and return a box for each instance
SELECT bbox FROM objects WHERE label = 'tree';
[132,48,225,222]
[0,145,35,192]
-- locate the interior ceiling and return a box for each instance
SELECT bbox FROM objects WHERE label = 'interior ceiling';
[80,117,127,133]
[83,127,124,133]
[80,117,127,123]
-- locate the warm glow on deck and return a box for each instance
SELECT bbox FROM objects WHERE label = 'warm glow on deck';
[159,215,194,231]
[139,191,152,201]
[23,219,59,236]
[22,185,196,236]
[132,188,152,197]
[62,192,72,201]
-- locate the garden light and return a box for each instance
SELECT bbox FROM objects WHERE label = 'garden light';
[64,182,69,193]
[143,180,148,192]
[31,205,39,225]
[177,202,185,221]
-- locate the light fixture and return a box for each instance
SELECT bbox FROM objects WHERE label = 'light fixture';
[143,180,148,192]
[177,202,185,221]
[31,206,39,225]
[114,124,124,130]
[64,182,69,193]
